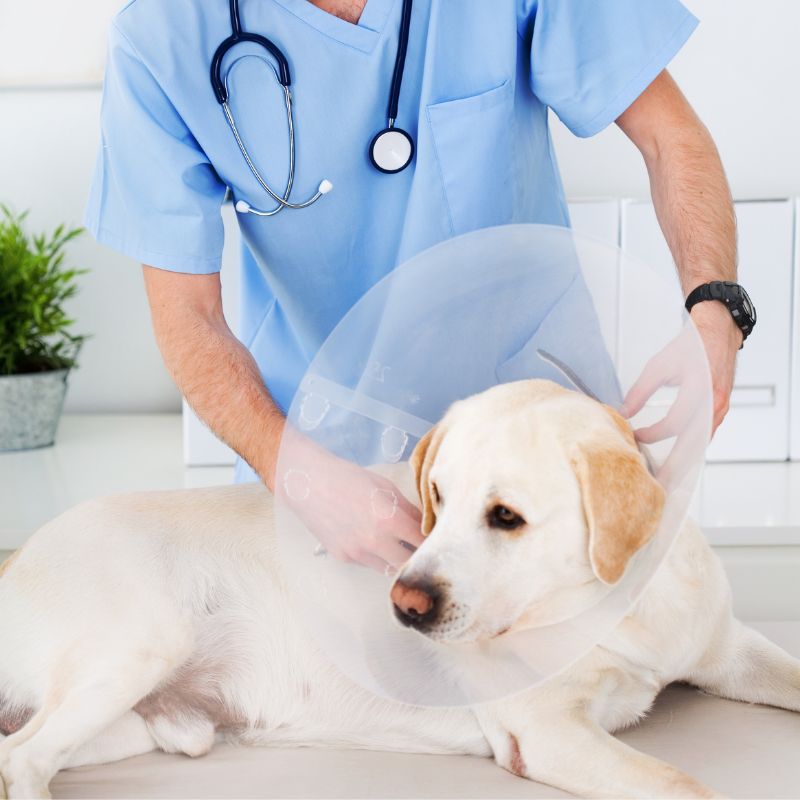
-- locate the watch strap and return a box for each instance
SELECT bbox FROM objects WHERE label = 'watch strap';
[685,281,754,348]
[685,281,725,311]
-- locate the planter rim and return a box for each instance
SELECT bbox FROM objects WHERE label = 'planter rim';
[0,368,70,381]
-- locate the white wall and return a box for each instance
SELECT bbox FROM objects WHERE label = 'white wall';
[0,0,180,413]
[1,0,798,412]
[0,89,180,413]
[0,0,116,86]
[551,0,800,200]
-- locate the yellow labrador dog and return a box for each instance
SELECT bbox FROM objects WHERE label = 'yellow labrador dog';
[1,380,798,799]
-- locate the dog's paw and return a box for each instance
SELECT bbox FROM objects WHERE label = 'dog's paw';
[0,754,51,800]
[5,778,51,800]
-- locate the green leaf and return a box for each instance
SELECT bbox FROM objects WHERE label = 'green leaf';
[0,207,89,375]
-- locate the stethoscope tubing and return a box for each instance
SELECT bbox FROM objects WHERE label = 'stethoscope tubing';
[387,0,413,126]
[222,59,325,214]
[215,0,414,217]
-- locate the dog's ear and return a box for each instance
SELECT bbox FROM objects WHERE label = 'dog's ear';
[571,441,665,585]
[410,425,444,536]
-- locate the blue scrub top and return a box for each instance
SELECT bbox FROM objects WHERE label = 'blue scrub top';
[86,0,696,477]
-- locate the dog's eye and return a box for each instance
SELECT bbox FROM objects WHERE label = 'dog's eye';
[488,505,526,531]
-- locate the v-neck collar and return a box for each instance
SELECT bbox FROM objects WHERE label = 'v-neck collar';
[268,0,398,53]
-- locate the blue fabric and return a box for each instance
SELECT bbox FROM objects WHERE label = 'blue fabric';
[86,0,697,481]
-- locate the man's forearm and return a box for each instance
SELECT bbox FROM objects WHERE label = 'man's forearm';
[618,72,737,296]
[176,317,284,488]
[144,269,284,489]
[647,116,736,296]
[617,71,742,432]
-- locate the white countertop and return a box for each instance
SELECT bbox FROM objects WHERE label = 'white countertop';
[1,414,799,550]
[0,414,232,548]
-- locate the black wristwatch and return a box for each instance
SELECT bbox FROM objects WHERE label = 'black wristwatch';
[684,281,756,348]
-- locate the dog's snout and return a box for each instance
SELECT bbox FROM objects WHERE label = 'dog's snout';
[391,579,440,628]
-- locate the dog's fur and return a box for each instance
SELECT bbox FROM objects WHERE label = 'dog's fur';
[1,380,798,799]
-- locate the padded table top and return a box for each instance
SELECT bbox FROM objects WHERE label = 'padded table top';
[52,622,800,799]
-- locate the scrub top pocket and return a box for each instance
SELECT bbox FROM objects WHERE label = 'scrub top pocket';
[426,80,516,236]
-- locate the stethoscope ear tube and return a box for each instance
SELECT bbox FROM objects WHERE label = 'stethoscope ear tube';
[211,32,292,103]
[212,0,292,103]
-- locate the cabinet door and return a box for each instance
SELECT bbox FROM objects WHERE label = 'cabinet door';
[182,204,240,466]
[568,199,620,246]
[622,200,793,462]
[792,199,800,461]
[567,200,621,364]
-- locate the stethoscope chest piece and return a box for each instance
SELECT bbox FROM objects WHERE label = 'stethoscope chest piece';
[369,126,414,174]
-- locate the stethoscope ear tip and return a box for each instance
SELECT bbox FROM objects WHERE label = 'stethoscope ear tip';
[235,200,252,214]
[318,179,334,195]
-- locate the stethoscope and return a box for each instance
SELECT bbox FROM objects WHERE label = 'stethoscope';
[211,0,415,218]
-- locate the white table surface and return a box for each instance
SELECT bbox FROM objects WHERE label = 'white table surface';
[0,414,232,548]
[2,414,800,549]
[47,621,800,800]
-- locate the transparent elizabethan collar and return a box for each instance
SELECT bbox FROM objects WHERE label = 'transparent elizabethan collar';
[274,224,712,707]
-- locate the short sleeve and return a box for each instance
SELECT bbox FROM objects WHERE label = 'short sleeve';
[85,21,227,273]
[524,0,698,138]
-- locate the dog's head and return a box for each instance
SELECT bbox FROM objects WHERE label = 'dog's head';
[389,379,665,642]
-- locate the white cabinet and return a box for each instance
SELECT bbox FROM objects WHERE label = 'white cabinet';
[622,199,794,462]
[567,199,622,365]
[567,199,620,246]
[792,199,800,461]
[182,204,240,466]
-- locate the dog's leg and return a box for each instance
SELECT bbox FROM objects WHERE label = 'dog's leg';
[63,711,158,769]
[0,650,186,800]
[689,619,800,712]
[475,707,721,799]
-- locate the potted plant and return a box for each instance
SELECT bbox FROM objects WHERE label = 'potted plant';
[0,206,87,451]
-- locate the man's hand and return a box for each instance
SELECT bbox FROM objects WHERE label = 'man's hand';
[283,461,424,574]
[689,301,742,434]
[143,265,425,572]
[621,299,742,488]
[276,427,425,573]
[617,71,738,434]
[621,320,713,488]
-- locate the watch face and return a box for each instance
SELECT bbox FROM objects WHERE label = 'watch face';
[739,286,756,322]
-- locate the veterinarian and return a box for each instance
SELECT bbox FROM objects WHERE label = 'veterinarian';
[86,0,752,567]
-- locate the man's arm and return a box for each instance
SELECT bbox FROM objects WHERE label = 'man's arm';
[142,265,424,567]
[142,266,285,488]
[616,69,741,433]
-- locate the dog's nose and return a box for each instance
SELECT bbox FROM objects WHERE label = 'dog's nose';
[391,579,440,628]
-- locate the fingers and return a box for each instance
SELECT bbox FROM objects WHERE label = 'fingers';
[369,479,425,548]
[371,532,418,568]
[622,357,673,418]
[314,506,420,572]
[634,371,704,445]
[397,526,425,549]
[301,470,426,572]
[711,391,730,436]
[321,540,395,574]
[355,551,395,574]
[634,406,683,444]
